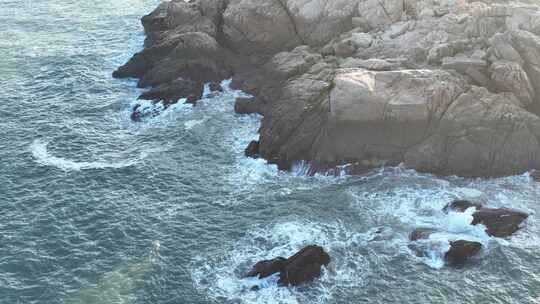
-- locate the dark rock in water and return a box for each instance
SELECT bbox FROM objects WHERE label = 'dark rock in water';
[445,240,482,265]
[443,200,483,213]
[138,77,203,105]
[278,245,330,286]
[234,97,261,115]
[209,82,223,92]
[185,94,199,106]
[245,245,330,287]
[409,228,482,264]
[472,208,528,238]
[245,141,260,158]
[130,104,143,122]
[129,103,161,122]
[442,200,528,237]
[245,257,287,279]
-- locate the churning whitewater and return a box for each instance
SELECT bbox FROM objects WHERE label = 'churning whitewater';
[1,0,540,304]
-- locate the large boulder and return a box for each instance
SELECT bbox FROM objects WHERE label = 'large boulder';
[408,228,482,266]
[443,200,529,237]
[308,68,468,170]
[278,245,330,286]
[245,245,330,287]
[445,240,483,265]
[259,67,540,177]
[405,86,540,177]
[258,63,335,169]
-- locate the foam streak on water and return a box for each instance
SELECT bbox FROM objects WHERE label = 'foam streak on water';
[30,139,142,171]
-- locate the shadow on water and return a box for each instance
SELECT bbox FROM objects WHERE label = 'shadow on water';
[64,241,160,304]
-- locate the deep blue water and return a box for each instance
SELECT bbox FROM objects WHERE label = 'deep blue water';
[1,1,540,303]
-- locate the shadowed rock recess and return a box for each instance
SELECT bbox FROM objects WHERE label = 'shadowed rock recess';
[115,0,540,177]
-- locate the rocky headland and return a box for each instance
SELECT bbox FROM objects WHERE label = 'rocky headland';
[115,0,540,178]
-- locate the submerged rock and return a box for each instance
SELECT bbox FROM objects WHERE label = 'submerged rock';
[245,245,330,287]
[443,200,529,237]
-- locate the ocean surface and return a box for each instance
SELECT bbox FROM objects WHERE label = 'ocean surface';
[1,1,540,303]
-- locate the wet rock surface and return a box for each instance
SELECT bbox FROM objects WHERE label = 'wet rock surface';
[444,240,483,265]
[408,228,483,266]
[116,0,540,178]
[244,140,260,158]
[443,200,529,237]
[245,245,331,287]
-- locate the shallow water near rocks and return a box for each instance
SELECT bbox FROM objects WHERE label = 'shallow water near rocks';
[1,1,540,303]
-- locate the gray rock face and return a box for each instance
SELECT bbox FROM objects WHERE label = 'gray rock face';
[490,60,535,106]
[357,0,403,31]
[117,0,540,177]
[406,87,540,177]
[222,0,302,55]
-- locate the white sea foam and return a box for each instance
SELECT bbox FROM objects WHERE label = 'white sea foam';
[30,139,153,171]
[346,169,497,269]
[183,118,207,130]
[190,220,371,304]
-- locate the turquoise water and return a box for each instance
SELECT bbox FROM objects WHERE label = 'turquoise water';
[1,1,540,303]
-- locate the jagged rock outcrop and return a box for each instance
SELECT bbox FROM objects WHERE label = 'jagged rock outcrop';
[443,200,529,237]
[245,245,331,286]
[408,228,483,266]
[116,0,540,177]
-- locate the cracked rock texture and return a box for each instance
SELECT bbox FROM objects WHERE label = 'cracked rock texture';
[116,0,540,177]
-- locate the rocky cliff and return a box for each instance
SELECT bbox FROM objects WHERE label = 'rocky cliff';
[115,0,540,177]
